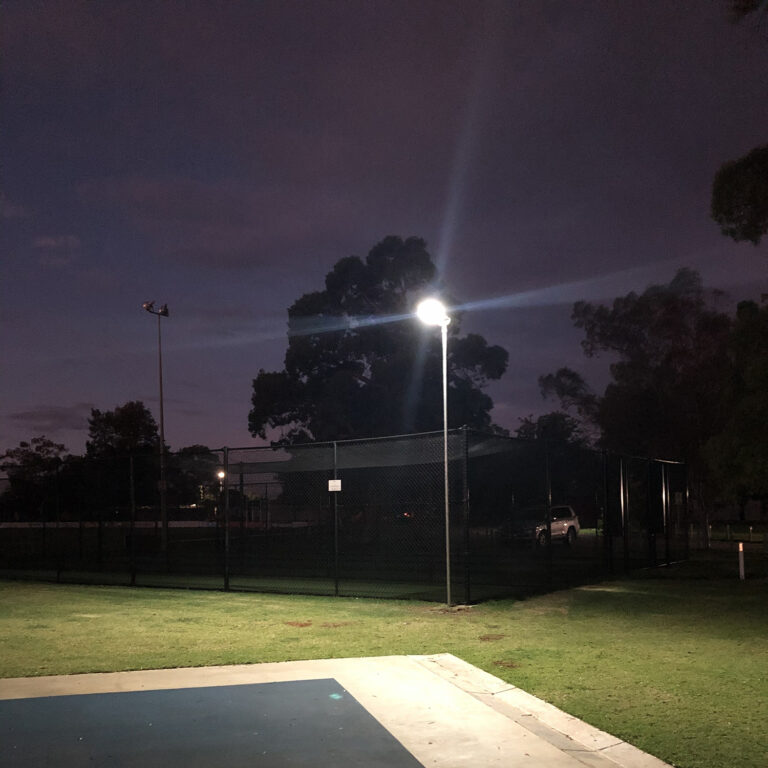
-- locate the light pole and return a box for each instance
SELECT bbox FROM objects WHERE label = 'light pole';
[142,300,169,557]
[416,298,452,607]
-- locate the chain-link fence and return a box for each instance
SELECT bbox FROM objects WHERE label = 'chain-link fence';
[0,429,687,602]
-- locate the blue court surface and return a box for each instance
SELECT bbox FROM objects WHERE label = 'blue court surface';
[0,655,670,768]
[0,679,421,767]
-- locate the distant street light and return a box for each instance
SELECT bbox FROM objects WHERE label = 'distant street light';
[142,301,169,557]
[416,297,452,607]
[216,470,226,518]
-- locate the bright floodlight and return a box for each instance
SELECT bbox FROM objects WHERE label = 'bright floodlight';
[416,298,450,326]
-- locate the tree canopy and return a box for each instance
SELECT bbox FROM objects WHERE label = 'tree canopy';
[249,236,509,444]
[86,400,159,457]
[515,412,587,447]
[0,437,68,522]
[541,269,735,468]
[725,0,768,28]
[704,300,768,501]
[711,144,768,245]
[530,268,768,514]
[711,5,767,246]
[1,436,68,476]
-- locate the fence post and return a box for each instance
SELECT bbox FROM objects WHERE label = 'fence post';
[223,447,230,590]
[333,441,339,598]
[603,451,613,576]
[621,457,630,573]
[97,481,104,571]
[55,463,61,583]
[664,463,672,566]
[544,442,553,588]
[129,454,136,586]
[646,460,655,567]
[40,494,47,565]
[239,468,246,563]
[683,466,690,560]
[462,426,470,605]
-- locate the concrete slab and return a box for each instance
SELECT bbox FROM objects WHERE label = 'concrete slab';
[0,654,672,768]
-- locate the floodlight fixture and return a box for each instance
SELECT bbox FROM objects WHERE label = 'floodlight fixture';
[143,300,169,317]
[416,297,450,327]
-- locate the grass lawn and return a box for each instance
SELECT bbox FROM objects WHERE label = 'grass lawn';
[1,551,766,768]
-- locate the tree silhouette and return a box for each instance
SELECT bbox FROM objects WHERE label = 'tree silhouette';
[249,236,508,443]
[711,4,768,245]
[712,144,768,245]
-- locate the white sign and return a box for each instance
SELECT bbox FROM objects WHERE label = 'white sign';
[328,479,342,492]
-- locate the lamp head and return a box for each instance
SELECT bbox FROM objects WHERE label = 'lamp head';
[416,298,450,327]
[142,301,169,317]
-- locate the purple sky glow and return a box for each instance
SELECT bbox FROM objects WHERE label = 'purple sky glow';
[1,1,767,455]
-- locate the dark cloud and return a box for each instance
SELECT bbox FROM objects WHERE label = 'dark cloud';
[8,403,94,435]
[78,175,369,269]
[32,235,81,250]
[32,234,81,266]
[0,194,29,219]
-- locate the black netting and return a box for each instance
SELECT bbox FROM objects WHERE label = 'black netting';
[0,430,687,601]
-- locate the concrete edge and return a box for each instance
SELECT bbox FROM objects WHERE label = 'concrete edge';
[411,654,672,768]
[0,654,673,768]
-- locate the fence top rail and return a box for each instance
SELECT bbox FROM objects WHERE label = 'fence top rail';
[216,428,456,453]
[1,428,686,470]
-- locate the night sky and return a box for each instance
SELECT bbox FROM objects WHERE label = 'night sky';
[2,1,766,456]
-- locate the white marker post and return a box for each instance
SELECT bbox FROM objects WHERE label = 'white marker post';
[329,478,341,596]
[738,541,745,581]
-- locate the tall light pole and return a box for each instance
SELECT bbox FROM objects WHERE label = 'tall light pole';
[416,298,452,607]
[142,300,169,557]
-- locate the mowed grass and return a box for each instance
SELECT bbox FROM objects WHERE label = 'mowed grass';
[1,552,766,768]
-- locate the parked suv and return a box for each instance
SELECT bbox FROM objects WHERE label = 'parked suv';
[506,505,580,547]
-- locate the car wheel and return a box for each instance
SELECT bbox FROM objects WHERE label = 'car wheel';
[537,530,548,547]
[565,527,577,546]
